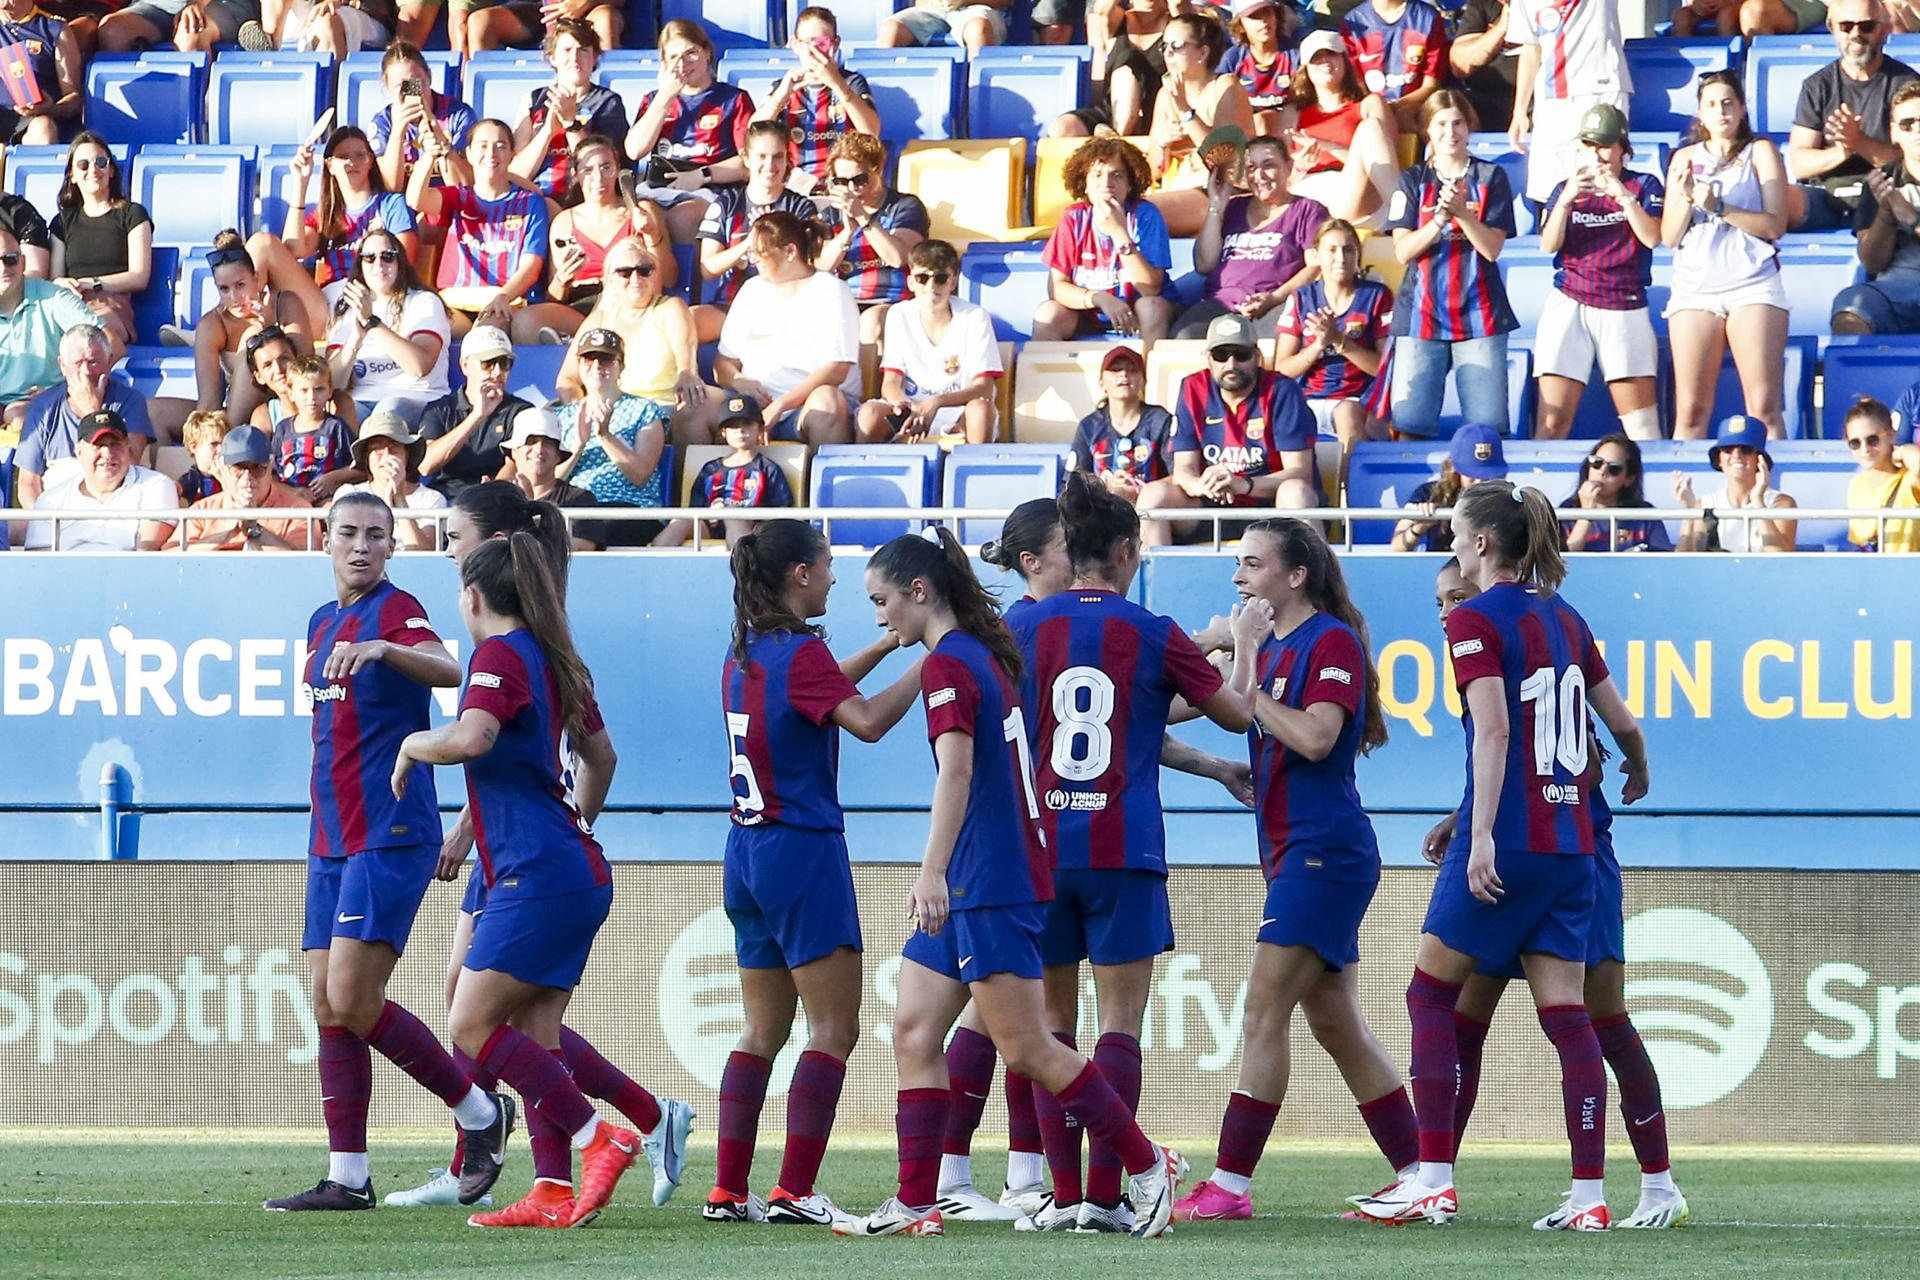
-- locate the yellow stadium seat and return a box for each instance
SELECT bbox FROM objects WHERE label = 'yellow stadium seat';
[898,138,1033,249]
[1359,230,1407,294]
[1013,340,1137,444]
[678,444,729,506]
[678,442,809,508]
[1144,338,1208,413]
[1032,134,1157,233]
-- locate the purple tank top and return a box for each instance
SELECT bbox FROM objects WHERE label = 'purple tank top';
[1206,194,1329,307]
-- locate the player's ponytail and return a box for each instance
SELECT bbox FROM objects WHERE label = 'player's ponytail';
[461,534,597,744]
[979,496,1060,584]
[1246,518,1387,754]
[1055,470,1140,583]
[455,481,572,595]
[1457,482,1567,594]
[870,526,1022,681]
[729,518,829,668]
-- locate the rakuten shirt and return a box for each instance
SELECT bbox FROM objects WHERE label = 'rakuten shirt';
[718,271,863,403]
[24,466,179,550]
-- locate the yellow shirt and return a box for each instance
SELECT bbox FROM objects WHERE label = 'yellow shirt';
[1847,467,1920,553]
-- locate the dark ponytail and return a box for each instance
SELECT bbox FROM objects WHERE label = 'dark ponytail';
[1245,518,1387,754]
[462,534,598,743]
[870,527,1022,681]
[979,496,1061,580]
[1055,470,1139,578]
[455,481,572,594]
[1457,482,1567,594]
[729,518,829,667]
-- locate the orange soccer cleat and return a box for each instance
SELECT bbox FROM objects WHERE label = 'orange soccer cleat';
[468,1179,575,1229]
[569,1122,639,1226]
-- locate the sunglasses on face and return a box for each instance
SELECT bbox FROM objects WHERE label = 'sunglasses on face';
[610,262,656,279]
[1162,39,1196,53]
[581,351,618,364]
[479,355,514,373]
[1210,346,1256,364]
[360,249,402,264]
[826,171,870,187]
[1848,432,1884,450]
[72,156,110,172]
[0,252,20,269]
[1837,18,1881,33]
[911,270,952,286]
[1586,456,1627,477]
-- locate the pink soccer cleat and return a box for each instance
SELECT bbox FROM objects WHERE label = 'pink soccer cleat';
[1171,1179,1253,1223]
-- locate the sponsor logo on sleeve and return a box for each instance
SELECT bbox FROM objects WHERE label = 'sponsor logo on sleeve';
[471,671,503,689]
[1451,639,1484,658]
[405,617,431,630]
[1318,666,1353,685]
[927,688,956,709]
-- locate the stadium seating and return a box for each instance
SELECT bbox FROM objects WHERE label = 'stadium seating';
[786,0,906,44]
[942,443,1071,544]
[4,144,126,213]
[117,346,199,402]
[335,51,460,129]
[85,53,205,146]
[897,138,1030,249]
[1778,244,1861,335]
[810,442,942,546]
[717,49,800,113]
[1465,136,1534,235]
[462,51,552,125]
[677,441,808,507]
[207,53,334,149]
[966,47,1089,142]
[660,0,777,48]
[597,50,664,111]
[1746,37,1834,136]
[130,147,251,250]
[961,242,1051,340]
[844,48,964,146]
[173,248,219,331]
[1625,37,1738,133]
[1011,340,1130,443]
[255,145,319,239]
[130,248,182,343]
[1821,337,1920,438]
[1145,339,1205,412]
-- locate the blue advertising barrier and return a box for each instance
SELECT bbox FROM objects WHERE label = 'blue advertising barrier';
[0,554,1913,867]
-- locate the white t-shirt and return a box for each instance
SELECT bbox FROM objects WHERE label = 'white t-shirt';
[25,466,180,550]
[1508,0,1629,103]
[717,271,863,403]
[323,284,452,404]
[880,299,1003,433]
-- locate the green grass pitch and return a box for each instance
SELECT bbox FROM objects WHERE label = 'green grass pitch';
[6,1134,1915,1280]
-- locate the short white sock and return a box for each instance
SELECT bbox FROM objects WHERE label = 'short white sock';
[452,1086,496,1129]
[1210,1169,1252,1196]
[1571,1177,1606,1207]
[938,1153,972,1191]
[1007,1152,1047,1187]
[1642,1169,1677,1195]
[1417,1161,1453,1190]
[571,1111,604,1150]
[328,1151,369,1187]
[1396,1162,1420,1181]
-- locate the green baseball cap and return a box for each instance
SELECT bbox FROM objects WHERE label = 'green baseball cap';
[1578,103,1628,147]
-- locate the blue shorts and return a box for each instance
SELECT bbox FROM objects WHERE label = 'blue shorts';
[723,823,863,970]
[464,883,613,990]
[461,867,488,917]
[1587,839,1626,967]
[903,902,1046,984]
[301,846,436,954]
[1037,867,1173,968]
[1424,848,1594,975]
[1257,870,1379,972]
[760,390,860,442]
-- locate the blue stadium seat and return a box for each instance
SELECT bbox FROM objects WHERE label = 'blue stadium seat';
[1500,249,1558,336]
[960,242,1050,341]
[669,241,697,303]
[1625,133,1670,182]
[1821,337,1920,438]
[660,0,776,48]
[598,50,663,114]
[717,49,799,110]
[506,343,568,403]
[1745,37,1833,136]
[1465,135,1533,234]
[208,52,334,148]
[1625,37,1737,134]
[942,443,1071,545]
[173,248,218,330]
[463,51,550,125]
[786,0,905,43]
[86,52,206,146]
[811,443,942,546]
[844,47,963,145]
[4,144,128,212]
[967,47,1089,141]
[255,144,319,238]
[114,345,199,402]
[1776,244,1860,335]
[130,146,252,250]
[335,50,459,130]
[1165,236,1202,308]
[130,247,181,345]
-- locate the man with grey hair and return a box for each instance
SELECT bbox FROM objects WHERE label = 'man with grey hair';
[1787,0,1918,229]
[12,325,156,510]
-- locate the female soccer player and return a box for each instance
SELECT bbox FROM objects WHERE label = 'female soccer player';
[706,519,927,1227]
[1351,483,1650,1231]
[834,526,1189,1241]
[391,532,636,1229]
[387,481,693,1214]
[1423,558,1689,1231]
[1173,518,1419,1223]
[266,490,511,1214]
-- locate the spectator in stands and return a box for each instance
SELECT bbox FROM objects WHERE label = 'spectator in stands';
[1786,0,1916,231]
[248,0,393,54]
[716,211,860,450]
[557,237,711,443]
[1147,10,1255,236]
[50,133,150,348]
[0,224,113,426]
[817,132,931,388]
[694,120,822,329]
[1275,30,1400,226]
[1220,0,1301,136]
[755,5,880,195]
[1841,395,1920,550]
[22,410,177,551]
[179,423,317,551]
[239,322,298,432]
[1176,135,1324,339]
[1730,0,1834,36]
[416,325,529,497]
[1664,72,1790,441]
[0,188,51,279]
[333,410,445,550]
[1272,218,1391,451]
[416,118,579,343]
[1447,0,1516,134]
[1534,104,1664,442]
[0,0,81,145]
[508,19,628,203]
[1053,0,1170,138]
[1137,311,1316,545]
[1387,91,1518,439]
[553,333,668,546]
[1674,414,1799,551]
[657,393,796,548]
[1559,432,1673,553]
[1034,136,1176,343]
[1034,0,1082,45]
[271,354,354,495]
[857,239,1001,445]
[322,227,450,422]
[549,134,677,315]
[505,408,606,550]
[175,408,226,503]
[463,0,619,53]
[878,0,1009,56]
[284,127,420,287]
[1070,343,1175,502]
[1507,0,1629,214]
[98,0,194,52]
[1835,80,1920,334]
[1389,421,1506,552]
[1340,0,1449,133]
[368,42,477,196]
[12,324,152,511]
[625,19,756,243]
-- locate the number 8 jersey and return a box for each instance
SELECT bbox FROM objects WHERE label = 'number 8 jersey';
[1443,582,1609,857]
[1010,589,1224,874]
[722,631,863,830]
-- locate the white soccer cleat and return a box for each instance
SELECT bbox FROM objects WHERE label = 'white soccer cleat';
[1013,1195,1079,1232]
[1534,1192,1610,1232]
[1618,1191,1690,1230]
[1351,1178,1458,1225]
[1000,1181,1051,1217]
[766,1188,852,1227]
[830,1197,944,1238]
[642,1098,694,1207]
[934,1183,1023,1221]
[1125,1144,1183,1239]
[1073,1199,1137,1233]
[384,1167,488,1209]
[701,1189,768,1223]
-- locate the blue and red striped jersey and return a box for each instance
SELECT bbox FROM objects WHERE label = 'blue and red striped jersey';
[1276,278,1395,401]
[722,630,859,831]
[635,82,754,169]
[524,84,629,199]
[1217,42,1297,111]
[1341,0,1449,101]
[1004,595,1039,629]
[460,630,611,897]
[305,192,416,286]
[695,186,821,305]
[921,630,1052,909]
[1071,403,1175,485]
[433,185,552,299]
[1546,171,1663,310]
[271,416,353,490]
[1249,612,1379,881]
[1171,368,1315,503]
[1444,583,1610,858]
[1386,159,1519,341]
[820,191,932,304]
[1012,589,1223,875]
[770,71,873,179]
[304,582,443,857]
[1041,201,1173,305]
[695,453,793,510]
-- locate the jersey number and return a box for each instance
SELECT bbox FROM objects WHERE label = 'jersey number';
[1003,706,1041,821]
[1518,667,1589,777]
[1048,666,1115,782]
[726,711,766,818]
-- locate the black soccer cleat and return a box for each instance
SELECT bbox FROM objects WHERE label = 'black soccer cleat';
[457,1092,517,1205]
[264,1179,376,1211]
